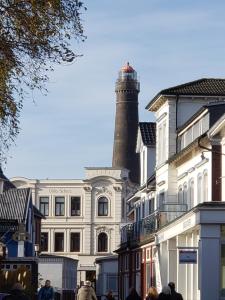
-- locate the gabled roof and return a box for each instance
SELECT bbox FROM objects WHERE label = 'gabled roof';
[0,188,31,222]
[146,78,225,111]
[208,112,225,137]
[139,122,156,146]
[33,205,45,219]
[0,167,16,191]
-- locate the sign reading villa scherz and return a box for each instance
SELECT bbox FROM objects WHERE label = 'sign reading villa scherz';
[179,250,197,264]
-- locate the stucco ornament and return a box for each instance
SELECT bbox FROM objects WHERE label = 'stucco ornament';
[83,186,92,192]
[96,226,111,234]
[95,186,112,196]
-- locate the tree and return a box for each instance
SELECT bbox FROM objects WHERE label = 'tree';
[0,0,86,161]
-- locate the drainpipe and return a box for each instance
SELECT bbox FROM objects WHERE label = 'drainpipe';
[175,95,179,153]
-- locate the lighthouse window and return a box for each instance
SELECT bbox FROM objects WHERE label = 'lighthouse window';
[98,197,108,216]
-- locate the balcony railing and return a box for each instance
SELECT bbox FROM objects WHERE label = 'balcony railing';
[120,203,187,245]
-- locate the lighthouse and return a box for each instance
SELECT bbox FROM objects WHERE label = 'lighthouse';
[112,62,140,183]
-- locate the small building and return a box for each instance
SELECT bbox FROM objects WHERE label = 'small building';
[0,168,43,296]
[95,255,118,299]
[38,254,78,294]
[0,168,43,258]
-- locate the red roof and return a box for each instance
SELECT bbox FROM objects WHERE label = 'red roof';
[121,62,135,73]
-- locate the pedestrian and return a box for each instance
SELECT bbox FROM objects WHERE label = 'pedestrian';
[168,282,183,300]
[105,290,115,300]
[38,280,54,300]
[126,287,141,300]
[158,286,171,300]
[77,280,97,300]
[4,282,30,300]
[146,286,158,300]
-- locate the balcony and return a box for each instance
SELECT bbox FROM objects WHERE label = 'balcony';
[120,203,187,245]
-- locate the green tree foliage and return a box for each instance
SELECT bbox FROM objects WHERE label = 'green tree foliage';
[0,0,86,161]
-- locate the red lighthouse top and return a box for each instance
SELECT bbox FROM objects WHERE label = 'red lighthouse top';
[121,62,135,73]
[118,62,137,81]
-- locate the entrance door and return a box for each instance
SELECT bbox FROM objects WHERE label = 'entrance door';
[86,271,96,289]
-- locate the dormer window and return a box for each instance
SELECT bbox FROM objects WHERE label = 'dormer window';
[178,113,209,152]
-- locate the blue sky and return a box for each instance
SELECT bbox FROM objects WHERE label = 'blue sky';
[5,0,225,179]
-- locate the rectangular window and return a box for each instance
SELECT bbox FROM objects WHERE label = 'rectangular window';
[40,232,48,252]
[142,202,145,218]
[55,232,64,252]
[71,196,81,216]
[158,121,167,165]
[158,192,165,209]
[55,197,65,216]
[70,232,80,252]
[149,199,154,215]
[136,252,141,270]
[39,197,49,216]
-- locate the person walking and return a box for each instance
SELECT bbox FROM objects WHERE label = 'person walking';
[105,290,115,300]
[4,283,30,300]
[38,280,54,300]
[126,287,141,300]
[77,280,97,300]
[168,282,183,300]
[158,286,171,300]
[146,286,158,300]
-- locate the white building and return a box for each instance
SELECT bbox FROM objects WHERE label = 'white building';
[117,78,225,300]
[11,167,135,286]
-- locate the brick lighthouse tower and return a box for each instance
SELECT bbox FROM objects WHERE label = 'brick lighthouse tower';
[112,62,140,183]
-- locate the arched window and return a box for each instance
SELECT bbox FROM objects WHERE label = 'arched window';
[98,197,108,216]
[98,232,108,252]
[178,186,183,204]
[203,171,208,202]
[197,174,202,204]
[188,179,194,210]
[183,183,188,209]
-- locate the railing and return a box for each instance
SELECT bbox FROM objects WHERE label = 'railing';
[120,203,187,244]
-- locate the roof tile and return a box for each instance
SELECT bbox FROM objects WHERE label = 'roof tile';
[139,122,156,146]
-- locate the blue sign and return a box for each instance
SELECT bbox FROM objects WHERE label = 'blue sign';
[179,250,197,264]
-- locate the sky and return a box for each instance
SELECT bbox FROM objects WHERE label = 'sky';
[5,0,225,179]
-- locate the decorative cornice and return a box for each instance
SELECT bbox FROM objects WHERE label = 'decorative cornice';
[157,180,166,187]
[96,226,111,234]
[177,172,188,181]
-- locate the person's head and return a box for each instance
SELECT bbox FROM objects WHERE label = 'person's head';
[45,280,51,287]
[147,286,158,298]
[107,290,113,296]
[12,282,24,291]
[129,287,138,297]
[168,282,175,292]
[162,286,171,295]
[84,280,92,287]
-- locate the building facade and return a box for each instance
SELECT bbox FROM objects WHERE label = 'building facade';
[117,79,225,300]
[11,167,134,286]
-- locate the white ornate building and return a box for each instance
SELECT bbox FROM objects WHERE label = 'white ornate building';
[11,167,135,286]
